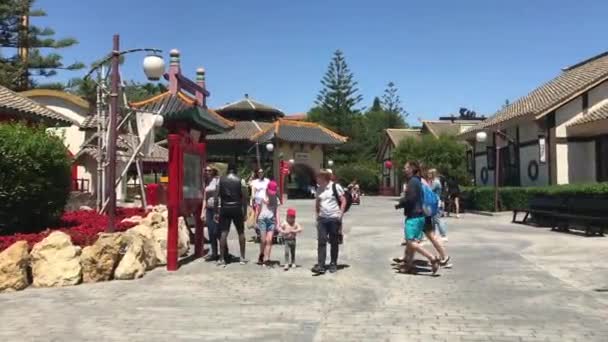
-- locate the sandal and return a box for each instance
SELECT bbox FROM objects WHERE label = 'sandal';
[431,257,440,275]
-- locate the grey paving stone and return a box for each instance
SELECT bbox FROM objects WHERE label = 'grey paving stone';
[0,197,607,341]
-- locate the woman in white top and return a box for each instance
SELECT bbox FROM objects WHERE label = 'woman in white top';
[312,169,346,274]
[249,168,270,209]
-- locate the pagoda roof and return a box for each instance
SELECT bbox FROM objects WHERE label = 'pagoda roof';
[251,119,347,145]
[216,94,284,120]
[129,91,233,134]
[0,85,71,126]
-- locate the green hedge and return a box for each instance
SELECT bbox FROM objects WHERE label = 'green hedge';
[463,183,608,212]
[335,162,380,194]
[0,123,71,234]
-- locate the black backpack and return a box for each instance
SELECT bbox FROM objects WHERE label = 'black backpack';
[333,183,353,213]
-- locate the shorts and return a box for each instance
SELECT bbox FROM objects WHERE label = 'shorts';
[423,216,433,233]
[219,207,245,234]
[404,217,425,241]
[258,217,276,233]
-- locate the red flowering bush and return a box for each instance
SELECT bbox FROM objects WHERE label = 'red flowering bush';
[0,208,146,252]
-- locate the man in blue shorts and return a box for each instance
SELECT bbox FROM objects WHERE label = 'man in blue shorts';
[395,161,440,274]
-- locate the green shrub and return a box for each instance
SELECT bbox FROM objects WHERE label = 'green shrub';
[462,183,608,212]
[0,123,71,234]
[335,162,380,194]
[393,134,470,186]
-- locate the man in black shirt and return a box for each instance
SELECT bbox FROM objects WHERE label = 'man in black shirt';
[214,163,248,266]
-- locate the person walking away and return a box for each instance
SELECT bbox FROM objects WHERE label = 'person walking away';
[203,166,221,262]
[279,208,302,271]
[312,169,346,274]
[214,163,248,266]
[256,180,279,267]
[428,169,448,241]
[394,161,440,274]
[447,176,461,218]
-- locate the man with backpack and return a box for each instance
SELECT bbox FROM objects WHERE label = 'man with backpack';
[394,161,440,274]
[312,169,347,274]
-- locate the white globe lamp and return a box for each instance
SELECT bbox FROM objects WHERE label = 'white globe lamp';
[266,143,274,152]
[143,55,165,81]
[328,160,334,167]
[152,115,164,127]
[476,131,488,143]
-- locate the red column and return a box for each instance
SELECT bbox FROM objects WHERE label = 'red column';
[167,134,182,271]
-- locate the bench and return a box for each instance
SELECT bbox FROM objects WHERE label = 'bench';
[513,196,608,236]
[512,196,567,225]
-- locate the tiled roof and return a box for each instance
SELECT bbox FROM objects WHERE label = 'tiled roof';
[422,121,461,137]
[207,120,273,141]
[80,115,98,130]
[461,51,608,137]
[216,95,284,117]
[568,101,608,127]
[130,91,233,133]
[0,85,71,125]
[252,119,347,145]
[385,128,422,146]
[286,113,307,121]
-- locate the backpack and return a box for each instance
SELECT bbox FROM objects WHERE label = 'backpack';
[333,183,353,213]
[421,182,439,217]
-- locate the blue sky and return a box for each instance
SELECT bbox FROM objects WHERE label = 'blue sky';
[36,0,608,125]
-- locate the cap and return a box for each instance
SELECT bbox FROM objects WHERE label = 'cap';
[267,180,278,195]
[286,208,296,217]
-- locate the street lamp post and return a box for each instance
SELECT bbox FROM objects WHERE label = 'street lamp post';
[87,34,164,232]
[476,130,514,212]
[106,35,120,232]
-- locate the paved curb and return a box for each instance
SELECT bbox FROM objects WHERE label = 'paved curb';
[466,210,513,217]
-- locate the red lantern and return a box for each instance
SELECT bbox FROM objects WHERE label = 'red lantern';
[384,160,393,169]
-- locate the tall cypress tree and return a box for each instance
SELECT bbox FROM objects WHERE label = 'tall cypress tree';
[381,81,408,128]
[314,49,363,136]
[0,0,83,90]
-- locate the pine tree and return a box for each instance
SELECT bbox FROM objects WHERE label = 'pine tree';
[381,82,407,128]
[0,0,83,90]
[314,49,363,135]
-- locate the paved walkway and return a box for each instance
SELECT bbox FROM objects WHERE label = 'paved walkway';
[1,197,607,341]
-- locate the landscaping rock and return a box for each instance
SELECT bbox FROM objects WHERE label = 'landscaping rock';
[152,204,167,213]
[114,234,147,280]
[30,232,82,287]
[141,211,165,228]
[178,217,191,257]
[0,241,30,291]
[121,215,143,224]
[80,233,126,283]
[125,230,157,271]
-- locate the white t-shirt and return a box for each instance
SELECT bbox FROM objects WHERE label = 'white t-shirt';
[316,181,344,219]
[250,178,270,204]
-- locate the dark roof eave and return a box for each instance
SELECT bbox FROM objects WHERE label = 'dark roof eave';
[166,107,231,134]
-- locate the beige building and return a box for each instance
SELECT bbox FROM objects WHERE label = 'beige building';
[377,119,483,195]
[460,51,608,186]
